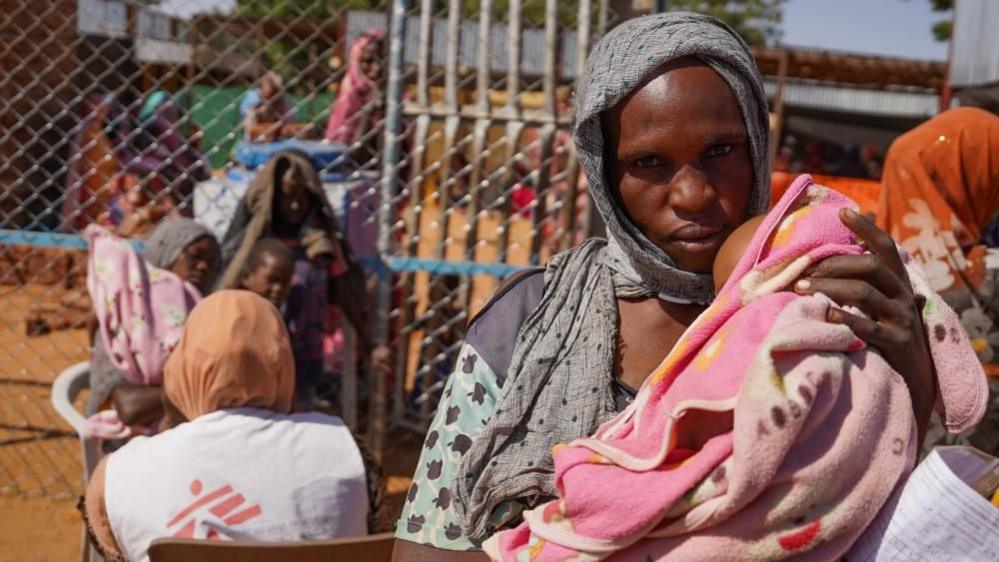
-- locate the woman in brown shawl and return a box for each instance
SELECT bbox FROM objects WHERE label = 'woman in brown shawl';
[217,150,390,408]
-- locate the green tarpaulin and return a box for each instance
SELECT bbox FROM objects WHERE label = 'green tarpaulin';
[187,85,335,170]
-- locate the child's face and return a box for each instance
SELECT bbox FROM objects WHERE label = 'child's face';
[275,172,312,228]
[359,41,383,82]
[171,237,221,295]
[241,253,295,308]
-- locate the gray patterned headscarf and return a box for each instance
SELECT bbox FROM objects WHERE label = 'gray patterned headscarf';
[579,12,771,303]
[143,217,216,270]
[454,12,770,543]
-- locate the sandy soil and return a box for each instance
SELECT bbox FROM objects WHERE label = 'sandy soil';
[0,496,82,562]
[0,284,90,560]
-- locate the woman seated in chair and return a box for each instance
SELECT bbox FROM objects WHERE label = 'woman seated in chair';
[83,291,390,562]
[86,218,221,443]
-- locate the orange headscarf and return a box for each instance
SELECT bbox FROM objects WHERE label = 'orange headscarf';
[876,107,999,288]
[163,290,295,420]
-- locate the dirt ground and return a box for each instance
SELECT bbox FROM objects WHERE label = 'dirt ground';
[0,496,82,562]
[0,283,93,561]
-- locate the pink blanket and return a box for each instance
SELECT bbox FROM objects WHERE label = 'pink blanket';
[87,225,200,386]
[485,175,987,561]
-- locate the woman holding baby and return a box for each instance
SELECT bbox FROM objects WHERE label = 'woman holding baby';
[393,13,965,562]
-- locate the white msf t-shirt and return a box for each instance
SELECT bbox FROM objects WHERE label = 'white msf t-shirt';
[104,408,368,562]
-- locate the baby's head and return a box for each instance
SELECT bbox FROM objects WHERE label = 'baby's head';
[239,238,295,308]
[713,215,765,293]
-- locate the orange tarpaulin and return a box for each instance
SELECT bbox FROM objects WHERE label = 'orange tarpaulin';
[772,172,881,217]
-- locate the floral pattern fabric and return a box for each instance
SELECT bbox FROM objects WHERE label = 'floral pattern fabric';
[86,225,201,386]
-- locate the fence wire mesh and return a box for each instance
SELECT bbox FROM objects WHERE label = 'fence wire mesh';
[0,0,623,500]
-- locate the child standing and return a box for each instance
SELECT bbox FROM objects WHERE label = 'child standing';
[238,238,296,309]
[219,150,391,409]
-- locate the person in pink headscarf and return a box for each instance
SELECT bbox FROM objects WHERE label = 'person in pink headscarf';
[324,29,385,165]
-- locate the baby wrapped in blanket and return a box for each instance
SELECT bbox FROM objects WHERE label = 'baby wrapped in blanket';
[484,175,988,561]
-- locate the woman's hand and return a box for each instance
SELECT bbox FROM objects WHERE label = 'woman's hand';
[794,208,936,438]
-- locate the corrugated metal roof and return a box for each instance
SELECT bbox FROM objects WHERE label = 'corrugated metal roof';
[765,79,938,118]
[79,0,185,42]
[347,10,580,80]
[78,0,128,37]
[950,0,999,87]
[135,37,192,64]
[754,46,945,90]
[137,9,173,41]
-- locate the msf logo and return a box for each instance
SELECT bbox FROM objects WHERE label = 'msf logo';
[167,479,263,539]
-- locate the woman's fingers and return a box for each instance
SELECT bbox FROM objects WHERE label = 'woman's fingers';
[806,254,906,298]
[838,208,908,281]
[825,308,907,350]
[795,277,907,323]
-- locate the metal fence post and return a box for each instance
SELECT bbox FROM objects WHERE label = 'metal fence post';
[372,0,410,463]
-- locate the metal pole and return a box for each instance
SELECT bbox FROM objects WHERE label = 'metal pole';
[768,49,788,174]
[561,0,592,249]
[418,0,462,424]
[529,0,558,265]
[395,0,433,434]
[373,0,410,463]
[463,0,493,312]
[598,0,610,37]
[940,5,956,112]
[496,0,523,263]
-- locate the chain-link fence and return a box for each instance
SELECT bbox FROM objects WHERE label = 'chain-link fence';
[0,0,625,500]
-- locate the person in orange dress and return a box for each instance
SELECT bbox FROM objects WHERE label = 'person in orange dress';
[875,107,999,453]
[62,93,119,232]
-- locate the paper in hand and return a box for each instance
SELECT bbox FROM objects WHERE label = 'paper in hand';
[849,446,999,561]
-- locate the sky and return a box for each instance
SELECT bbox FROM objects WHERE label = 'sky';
[781,0,949,61]
[154,0,951,62]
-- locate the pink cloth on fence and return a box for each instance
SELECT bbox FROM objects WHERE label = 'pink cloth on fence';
[486,175,988,561]
[86,225,201,386]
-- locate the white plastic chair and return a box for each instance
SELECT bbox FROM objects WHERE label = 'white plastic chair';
[51,360,105,562]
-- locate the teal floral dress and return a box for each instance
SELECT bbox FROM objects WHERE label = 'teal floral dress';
[396,343,514,549]
[395,269,637,549]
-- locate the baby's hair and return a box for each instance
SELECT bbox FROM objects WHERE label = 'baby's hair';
[241,238,295,281]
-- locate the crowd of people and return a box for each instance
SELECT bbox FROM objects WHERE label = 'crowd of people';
[62,90,211,235]
[775,138,885,181]
[64,11,999,562]
[79,146,392,561]
[62,29,387,241]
